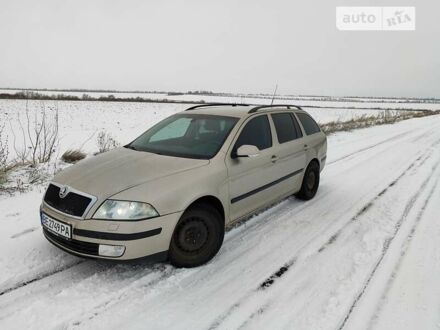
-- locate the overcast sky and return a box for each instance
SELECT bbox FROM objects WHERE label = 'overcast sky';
[0,0,438,97]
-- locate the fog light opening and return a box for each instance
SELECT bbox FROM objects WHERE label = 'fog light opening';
[99,244,125,257]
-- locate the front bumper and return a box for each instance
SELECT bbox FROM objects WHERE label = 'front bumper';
[40,203,182,260]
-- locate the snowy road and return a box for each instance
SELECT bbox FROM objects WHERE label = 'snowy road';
[1,115,440,329]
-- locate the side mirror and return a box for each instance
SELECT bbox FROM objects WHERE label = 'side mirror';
[236,145,260,158]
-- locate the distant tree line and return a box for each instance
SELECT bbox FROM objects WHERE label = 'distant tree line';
[0,91,207,104]
[0,89,438,104]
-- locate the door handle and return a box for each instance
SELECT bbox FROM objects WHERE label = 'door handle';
[304,144,309,151]
[271,155,279,163]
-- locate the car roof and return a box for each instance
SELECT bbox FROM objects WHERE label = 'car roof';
[181,104,305,119]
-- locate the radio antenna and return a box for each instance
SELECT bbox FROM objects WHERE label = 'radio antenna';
[270,84,278,105]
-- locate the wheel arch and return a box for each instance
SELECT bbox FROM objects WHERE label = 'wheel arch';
[309,157,320,168]
[185,195,226,227]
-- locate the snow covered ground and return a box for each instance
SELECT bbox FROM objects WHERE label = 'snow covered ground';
[1,112,440,329]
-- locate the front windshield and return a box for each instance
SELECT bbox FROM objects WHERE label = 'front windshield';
[127,114,239,159]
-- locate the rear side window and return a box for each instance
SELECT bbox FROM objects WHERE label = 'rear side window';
[296,113,321,135]
[235,115,272,151]
[271,113,302,143]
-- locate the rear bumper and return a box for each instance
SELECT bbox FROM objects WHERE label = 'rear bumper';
[40,204,182,260]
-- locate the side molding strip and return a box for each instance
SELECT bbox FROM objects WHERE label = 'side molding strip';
[231,168,304,204]
[74,228,162,241]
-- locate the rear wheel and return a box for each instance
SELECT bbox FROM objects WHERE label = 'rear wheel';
[296,161,320,200]
[169,204,224,268]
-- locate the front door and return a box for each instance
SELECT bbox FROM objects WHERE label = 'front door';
[226,114,280,221]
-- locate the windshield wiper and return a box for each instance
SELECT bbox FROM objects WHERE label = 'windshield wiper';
[124,145,138,151]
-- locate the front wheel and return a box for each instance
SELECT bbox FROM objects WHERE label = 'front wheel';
[169,204,224,268]
[296,161,320,200]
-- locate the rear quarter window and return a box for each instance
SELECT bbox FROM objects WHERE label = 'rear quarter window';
[296,113,321,135]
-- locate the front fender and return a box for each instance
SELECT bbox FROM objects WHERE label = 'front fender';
[108,165,229,219]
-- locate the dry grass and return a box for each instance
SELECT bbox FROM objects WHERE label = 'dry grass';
[0,124,8,173]
[320,110,439,135]
[61,149,87,163]
[8,100,59,166]
[97,131,120,154]
[0,171,6,185]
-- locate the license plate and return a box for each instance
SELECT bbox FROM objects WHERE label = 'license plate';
[41,213,72,239]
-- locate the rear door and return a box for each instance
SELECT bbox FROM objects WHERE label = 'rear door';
[269,112,307,195]
[295,112,327,167]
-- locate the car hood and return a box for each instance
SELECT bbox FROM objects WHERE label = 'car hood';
[53,147,209,199]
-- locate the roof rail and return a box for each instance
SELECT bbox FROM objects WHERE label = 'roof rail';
[185,103,250,111]
[248,104,303,114]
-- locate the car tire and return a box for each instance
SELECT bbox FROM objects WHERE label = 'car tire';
[169,203,224,268]
[296,161,320,200]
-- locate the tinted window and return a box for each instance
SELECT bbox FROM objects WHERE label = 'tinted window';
[271,113,301,143]
[235,115,272,151]
[296,113,321,135]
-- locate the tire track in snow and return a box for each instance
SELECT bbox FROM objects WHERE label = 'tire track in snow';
[10,227,39,239]
[365,177,440,329]
[236,302,270,330]
[0,263,173,325]
[318,134,440,254]
[317,151,431,254]
[327,131,411,165]
[259,260,295,289]
[338,155,440,330]
[327,121,440,166]
[0,260,86,297]
[68,264,175,329]
[207,259,297,329]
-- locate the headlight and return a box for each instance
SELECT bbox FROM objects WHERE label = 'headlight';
[93,200,159,220]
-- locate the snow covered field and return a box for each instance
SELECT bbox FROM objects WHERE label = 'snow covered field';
[0,108,440,329]
[0,98,435,162]
[2,89,440,111]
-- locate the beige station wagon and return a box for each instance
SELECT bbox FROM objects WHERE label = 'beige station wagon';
[40,104,327,267]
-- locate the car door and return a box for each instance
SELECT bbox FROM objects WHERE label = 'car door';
[269,112,307,196]
[226,114,281,221]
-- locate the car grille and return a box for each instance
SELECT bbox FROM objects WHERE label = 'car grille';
[44,184,92,217]
[44,229,99,256]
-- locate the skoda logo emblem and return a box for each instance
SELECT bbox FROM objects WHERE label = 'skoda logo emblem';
[59,186,69,199]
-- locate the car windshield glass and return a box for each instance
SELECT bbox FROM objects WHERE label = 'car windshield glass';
[127,114,239,159]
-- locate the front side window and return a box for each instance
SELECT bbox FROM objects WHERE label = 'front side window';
[128,114,239,159]
[234,115,272,151]
[296,113,321,135]
[271,113,301,143]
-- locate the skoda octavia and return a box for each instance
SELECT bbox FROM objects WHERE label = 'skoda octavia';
[40,104,327,267]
